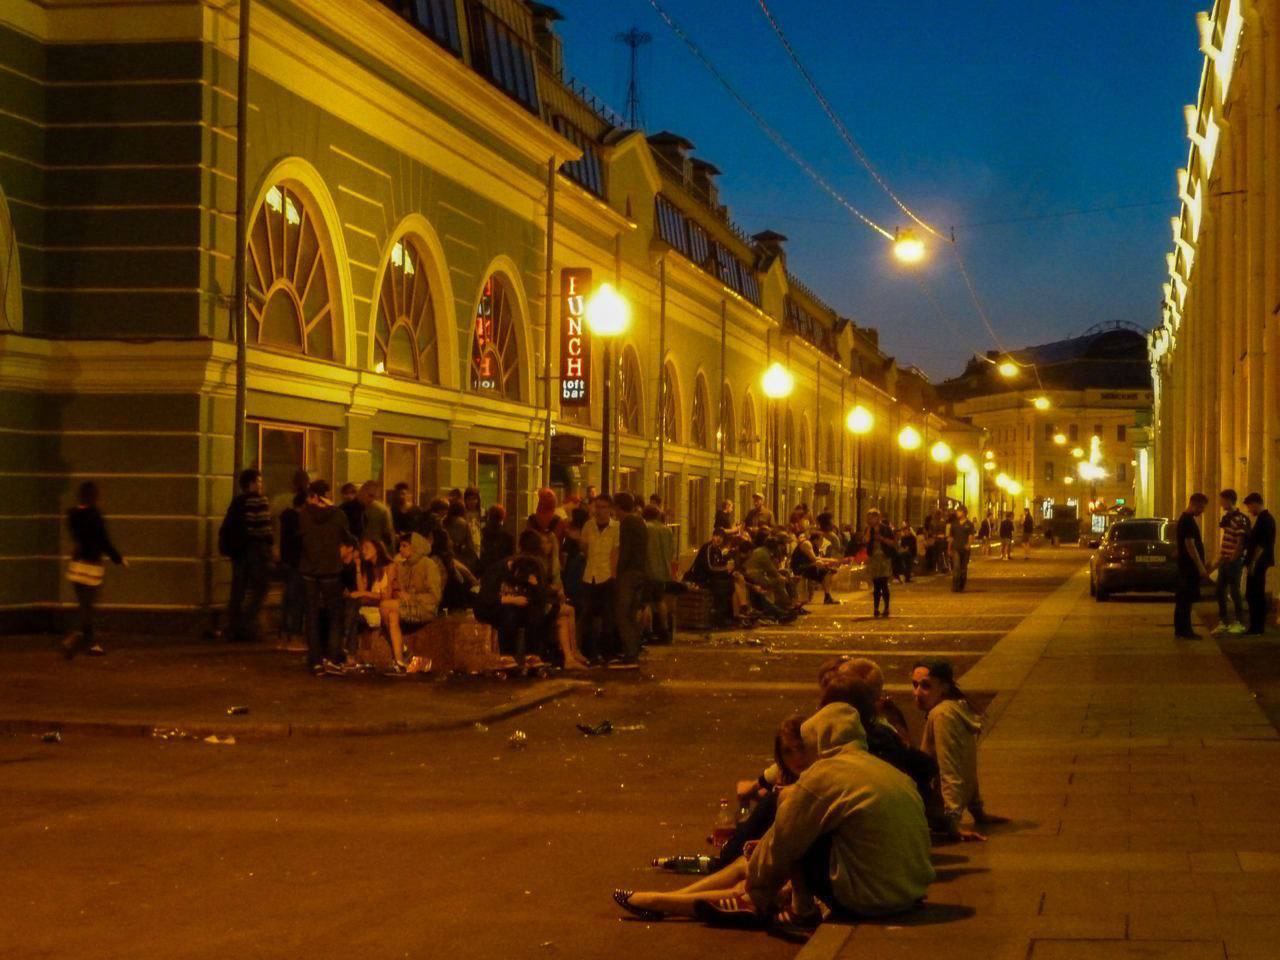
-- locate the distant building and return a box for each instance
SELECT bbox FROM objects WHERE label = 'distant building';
[939,326,1154,524]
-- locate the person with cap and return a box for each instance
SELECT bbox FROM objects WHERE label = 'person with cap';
[1243,492,1275,636]
[911,658,1007,842]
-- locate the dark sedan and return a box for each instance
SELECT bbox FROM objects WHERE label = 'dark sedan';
[1089,518,1178,601]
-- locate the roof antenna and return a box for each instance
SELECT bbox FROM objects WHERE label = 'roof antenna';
[615,26,651,128]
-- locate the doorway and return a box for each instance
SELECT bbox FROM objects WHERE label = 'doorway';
[471,447,520,529]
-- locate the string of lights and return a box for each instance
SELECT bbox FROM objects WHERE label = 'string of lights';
[646,0,894,241]
[755,0,946,242]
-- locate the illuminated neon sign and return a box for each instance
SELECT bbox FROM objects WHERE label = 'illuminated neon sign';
[560,268,591,406]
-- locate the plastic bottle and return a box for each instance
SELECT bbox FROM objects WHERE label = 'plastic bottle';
[651,855,715,875]
[709,797,737,848]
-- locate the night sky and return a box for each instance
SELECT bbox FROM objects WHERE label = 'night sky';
[553,1,1205,380]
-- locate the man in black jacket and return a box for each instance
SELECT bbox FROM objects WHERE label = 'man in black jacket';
[1243,492,1275,636]
[219,469,273,643]
[298,480,350,674]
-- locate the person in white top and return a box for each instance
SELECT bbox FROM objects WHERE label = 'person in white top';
[576,494,619,664]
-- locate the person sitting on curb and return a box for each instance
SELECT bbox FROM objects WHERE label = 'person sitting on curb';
[388,532,443,674]
[911,658,1008,841]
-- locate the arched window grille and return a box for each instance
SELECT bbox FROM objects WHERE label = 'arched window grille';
[374,236,438,382]
[617,346,643,435]
[471,274,521,401]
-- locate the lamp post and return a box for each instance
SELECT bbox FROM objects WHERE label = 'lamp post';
[956,453,975,514]
[846,405,873,528]
[761,362,794,521]
[585,283,629,496]
[931,441,953,511]
[897,425,922,525]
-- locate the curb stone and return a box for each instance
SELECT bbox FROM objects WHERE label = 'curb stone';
[0,679,589,742]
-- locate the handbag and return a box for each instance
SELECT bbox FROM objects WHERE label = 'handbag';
[358,606,382,629]
[67,561,105,587]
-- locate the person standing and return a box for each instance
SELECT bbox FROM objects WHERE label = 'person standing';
[389,482,420,538]
[219,468,274,643]
[358,481,395,554]
[744,492,773,531]
[1243,493,1275,636]
[949,506,975,593]
[338,482,364,541]
[897,523,917,583]
[978,512,993,557]
[577,494,619,665]
[1020,509,1034,560]
[864,509,897,619]
[998,512,1015,560]
[1212,489,1250,636]
[643,504,676,642]
[1174,493,1213,640]
[298,480,351,674]
[63,482,127,658]
[612,492,648,668]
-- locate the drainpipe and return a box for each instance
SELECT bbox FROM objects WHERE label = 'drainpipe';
[541,156,555,489]
[656,257,666,490]
[231,0,252,478]
[718,298,726,501]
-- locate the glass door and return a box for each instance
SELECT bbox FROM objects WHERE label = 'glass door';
[471,447,520,530]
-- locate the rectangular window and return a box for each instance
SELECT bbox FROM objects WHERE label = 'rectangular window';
[653,195,761,305]
[1044,423,1054,441]
[246,420,335,501]
[552,116,605,198]
[385,0,463,55]
[1069,424,1079,442]
[1117,425,1127,442]
[465,1,540,113]
[373,435,440,507]
[1118,462,1128,483]
[615,466,641,495]
[1044,461,1054,482]
[1093,424,1103,439]
[687,476,708,548]
[471,447,520,531]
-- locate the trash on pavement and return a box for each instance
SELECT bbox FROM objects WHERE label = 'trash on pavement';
[225,706,249,716]
[202,735,236,746]
[151,727,193,741]
[593,687,606,697]
[613,723,646,732]
[40,731,62,744]
[473,722,489,733]
[576,720,613,737]
[508,730,528,749]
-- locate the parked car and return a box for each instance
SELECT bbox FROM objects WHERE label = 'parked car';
[1088,518,1177,601]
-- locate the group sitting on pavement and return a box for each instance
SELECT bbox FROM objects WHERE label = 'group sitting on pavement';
[612,654,1006,938]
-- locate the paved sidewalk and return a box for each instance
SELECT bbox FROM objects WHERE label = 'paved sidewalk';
[812,567,1280,960]
[0,637,583,739]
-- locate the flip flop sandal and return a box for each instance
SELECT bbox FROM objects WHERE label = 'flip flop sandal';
[612,890,664,922]
[694,897,762,928]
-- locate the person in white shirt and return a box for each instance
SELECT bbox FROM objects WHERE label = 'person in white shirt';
[576,494,619,664]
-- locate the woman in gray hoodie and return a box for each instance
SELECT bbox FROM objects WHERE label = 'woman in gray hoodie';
[911,658,1008,841]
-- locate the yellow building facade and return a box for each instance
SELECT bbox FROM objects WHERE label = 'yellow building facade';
[1149,0,1279,544]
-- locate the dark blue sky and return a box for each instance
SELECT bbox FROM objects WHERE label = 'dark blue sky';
[553,1,1204,379]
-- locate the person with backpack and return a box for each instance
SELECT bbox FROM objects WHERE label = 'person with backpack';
[219,469,274,643]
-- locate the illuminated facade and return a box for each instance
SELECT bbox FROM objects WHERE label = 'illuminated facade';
[0,0,973,626]
[1148,0,1276,548]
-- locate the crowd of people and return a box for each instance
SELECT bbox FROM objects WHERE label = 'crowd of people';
[612,654,1006,935]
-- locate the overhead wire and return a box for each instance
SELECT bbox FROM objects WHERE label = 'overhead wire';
[646,0,894,241]
[755,0,946,241]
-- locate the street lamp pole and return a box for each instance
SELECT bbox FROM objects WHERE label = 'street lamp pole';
[600,340,612,496]
[585,283,629,498]
[762,362,794,523]
[846,405,873,529]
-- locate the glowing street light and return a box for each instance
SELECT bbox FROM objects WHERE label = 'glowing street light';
[955,453,976,473]
[1006,480,1023,497]
[997,361,1019,378]
[1033,396,1051,411]
[761,362,794,519]
[1071,447,1085,459]
[846,405,874,527]
[995,473,1010,489]
[893,229,926,265]
[586,283,630,495]
[930,441,953,464]
[983,461,996,471]
[898,425,922,451]
[1053,433,1067,445]
[1064,476,1075,485]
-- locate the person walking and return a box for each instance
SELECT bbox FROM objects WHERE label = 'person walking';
[612,492,648,668]
[998,512,1015,560]
[63,482,127,658]
[1212,489,1250,636]
[1243,492,1275,636]
[949,506,975,593]
[1174,493,1214,640]
[298,479,351,675]
[1020,509,1034,560]
[219,468,274,643]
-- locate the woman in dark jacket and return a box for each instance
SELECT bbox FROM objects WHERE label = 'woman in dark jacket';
[477,504,515,576]
[63,481,126,658]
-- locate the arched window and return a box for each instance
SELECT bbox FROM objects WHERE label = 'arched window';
[825,425,837,474]
[718,382,735,455]
[798,415,811,470]
[741,393,758,459]
[374,236,438,382]
[0,187,19,332]
[691,373,710,449]
[471,274,521,401]
[660,361,680,444]
[617,346,643,435]
[247,183,339,359]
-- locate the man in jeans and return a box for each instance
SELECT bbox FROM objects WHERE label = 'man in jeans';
[1212,489,1251,636]
[1243,492,1275,636]
[948,506,975,593]
[576,493,618,664]
[219,468,274,643]
[298,479,351,675]
[1174,493,1213,640]
[612,491,649,668]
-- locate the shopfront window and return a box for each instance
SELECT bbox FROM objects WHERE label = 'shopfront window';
[372,435,439,505]
[687,476,708,547]
[245,420,335,500]
[471,447,520,529]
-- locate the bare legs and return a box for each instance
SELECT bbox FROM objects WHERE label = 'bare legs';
[627,858,750,916]
[379,598,406,665]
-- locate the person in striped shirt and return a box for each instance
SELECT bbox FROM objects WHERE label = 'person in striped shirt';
[1214,488,1251,636]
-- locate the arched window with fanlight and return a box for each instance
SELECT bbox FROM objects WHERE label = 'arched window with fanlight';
[247,183,339,359]
[660,361,680,444]
[741,392,758,459]
[471,273,522,401]
[691,373,710,449]
[617,346,643,435]
[373,236,438,382]
[718,382,735,455]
